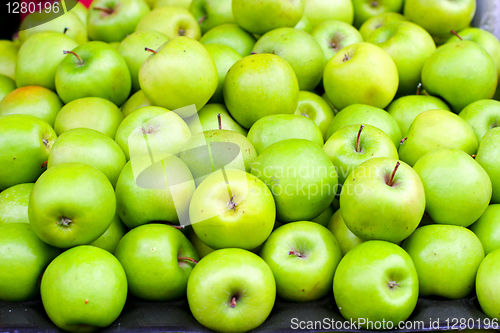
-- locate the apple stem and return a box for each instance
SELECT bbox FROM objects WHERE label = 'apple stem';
[388,281,400,289]
[145,47,157,54]
[472,154,477,159]
[41,161,48,168]
[198,15,207,24]
[355,125,364,153]
[387,161,401,187]
[217,113,222,130]
[416,83,422,95]
[288,250,303,258]
[93,6,113,14]
[370,0,378,7]
[178,257,198,264]
[228,196,237,212]
[42,139,49,147]
[251,51,258,55]
[230,296,237,308]
[63,27,68,34]
[400,137,407,145]
[59,217,73,227]
[450,30,462,41]
[63,50,83,65]
[178,29,186,36]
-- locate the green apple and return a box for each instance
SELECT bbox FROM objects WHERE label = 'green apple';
[399,109,478,166]
[19,11,87,45]
[48,128,126,187]
[251,139,338,222]
[118,31,169,93]
[476,248,500,320]
[0,115,57,190]
[135,6,201,39]
[323,42,398,111]
[115,152,195,228]
[421,41,497,113]
[15,32,79,90]
[121,90,152,118]
[311,20,363,62]
[0,75,16,102]
[185,103,247,135]
[187,248,276,333]
[295,91,335,141]
[459,99,500,142]
[139,37,218,117]
[470,205,500,255]
[254,27,324,91]
[324,124,398,184]
[29,163,116,248]
[90,214,128,254]
[200,23,257,56]
[232,0,305,35]
[311,204,335,227]
[326,103,402,146]
[0,223,59,301]
[413,148,492,227]
[260,221,342,301]
[327,210,364,255]
[304,0,354,27]
[0,86,63,127]
[54,97,124,138]
[352,0,404,28]
[190,170,274,249]
[223,54,299,129]
[476,128,500,204]
[0,183,34,224]
[0,40,18,80]
[340,157,425,243]
[359,12,407,40]
[190,0,234,34]
[333,240,418,327]
[188,227,214,258]
[115,223,198,300]
[294,15,313,33]
[56,41,131,106]
[248,114,323,154]
[404,0,476,42]
[403,224,484,299]
[88,0,150,43]
[155,0,192,9]
[367,21,436,96]
[41,245,127,332]
[387,95,451,137]
[203,43,242,103]
[115,106,191,160]
[67,0,88,26]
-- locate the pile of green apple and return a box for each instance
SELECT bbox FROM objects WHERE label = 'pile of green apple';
[2,0,500,332]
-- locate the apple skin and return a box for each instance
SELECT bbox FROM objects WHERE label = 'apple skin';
[352,0,404,28]
[118,31,169,93]
[470,205,500,255]
[223,53,299,129]
[68,0,89,26]
[203,43,242,103]
[340,157,425,243]
[115,223,198,300]
[476,128,500,204]
[399,109,478,167]
[0,183,34,224]
[121,90,152,118]
[155,0,192,9]
[326,104,402,147]
[476,248,500,320]
[459,99,500,142]
[387,95,451,137]
[190,0,234,34]
[188,227,214,258]
[251,139,338,222]
[294,15,312,33]
[187,248,276,333]
[0,74,16,102]
[0,40,18,80]
[90,214,128,254]
[54,97,124,138]
[88,0,151,43]
[135,6,201,40]
[41,245,127,332]
[327,210,364,256]
[115,106,191,160]
[115,152,195,229]
[0,223,59,301]
[359,12,408,40]
[253,27,325,91]
[421,41,497,113]
[185,103,247,135]
[304,0,354,27]
[323,42,399,111]
[413,148,492,227]
[0,86,63,127]
[200,24,257,57]
[324,124,398,184]
[311,204,335,227]
[295,91,335,141]
[139,37,218,117]
[260,221,342,301]
[15,32,79,91]
[248,114,323,155]
[48,128,126,187]
[190,170,275,249]
[311,20,363,63]
[0,115,57,191]
[232,0,305,36]
[367,21,436,96]
[333,240,418,327]
[403,224,484,299]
